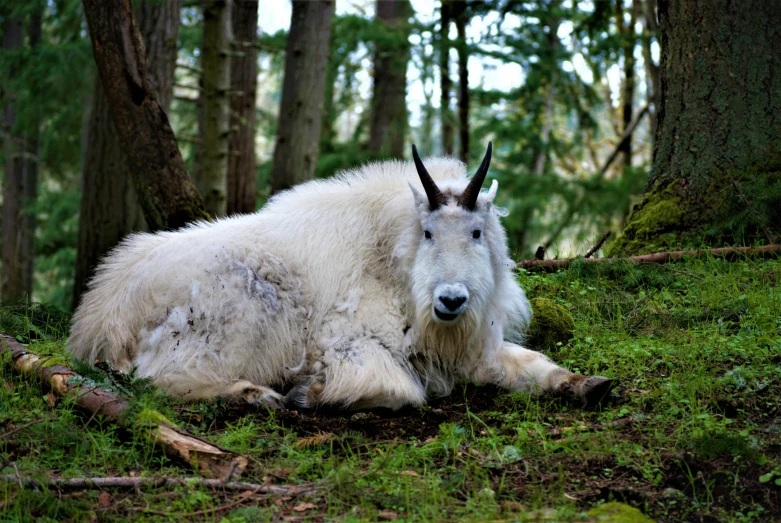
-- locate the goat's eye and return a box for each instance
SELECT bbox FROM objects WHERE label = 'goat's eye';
[424,230,432,239]
[472,230,481,239]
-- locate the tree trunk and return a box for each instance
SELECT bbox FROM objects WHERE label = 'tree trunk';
[81,0,208,232]
[74,0,182,308]
[269,0,334,194]
[610,0,781,255]
[22,12,41,298]
[200,0,233,216]
[368,0,412,158]
[642,0,660,144]
[226,0,258,215]
[616,0,639,168]
[453,1,469,163]
[1,16,27,301]
[439,0,454,156]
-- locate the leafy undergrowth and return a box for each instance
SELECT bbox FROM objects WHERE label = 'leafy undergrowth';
[2,255,780,522]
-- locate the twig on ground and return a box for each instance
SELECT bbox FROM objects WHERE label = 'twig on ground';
[0,335,248,479]
[135,486,266,517]
[584,232,612,259]
[0,418,46,440]
[517,244,781,272]
[0,474,317,496]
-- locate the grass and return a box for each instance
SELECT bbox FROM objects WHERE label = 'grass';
[1,254,780,522]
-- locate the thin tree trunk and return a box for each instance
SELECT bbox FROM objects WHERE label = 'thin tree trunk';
[642,0,660,144]
[21,12,42,298]
[611,0,781,255]
[439,0,454,155]
[81,0,208,232]
[226,0,258,215]
[74,0,182,308]
[1,17,27,301]
[201,0,233,216]
[453,1,469,162]
[368,0,412,158]
[617,0,639,168]
[269,0,335,194]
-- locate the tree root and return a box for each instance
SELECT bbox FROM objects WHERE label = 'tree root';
[0,334,247,479]
[517,244,781,272]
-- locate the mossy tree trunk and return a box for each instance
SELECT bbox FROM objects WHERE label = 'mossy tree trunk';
[610,0,781,255]
[368,0,412,159]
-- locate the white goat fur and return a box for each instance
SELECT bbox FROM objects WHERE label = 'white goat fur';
[69,157,610,410]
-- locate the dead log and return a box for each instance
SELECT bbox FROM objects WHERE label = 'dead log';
[517,244,781,272]
[0,334,247,479]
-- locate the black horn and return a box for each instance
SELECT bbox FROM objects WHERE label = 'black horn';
[458,142,492,211]
[412,144,447,210]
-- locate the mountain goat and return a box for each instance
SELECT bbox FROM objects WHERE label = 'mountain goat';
[69,144,615,410]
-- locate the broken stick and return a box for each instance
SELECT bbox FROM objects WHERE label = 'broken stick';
[0,334,247,479]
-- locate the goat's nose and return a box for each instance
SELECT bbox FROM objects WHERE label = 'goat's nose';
[440,295,467,312]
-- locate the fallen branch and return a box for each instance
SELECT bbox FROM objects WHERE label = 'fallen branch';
[517,244,781,272]
[0,474,315,497]
[0,335,247,479]
[584,232,612,259]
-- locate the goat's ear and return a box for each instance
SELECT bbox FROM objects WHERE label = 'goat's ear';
[408,181,429,211]
[485,180,499,204]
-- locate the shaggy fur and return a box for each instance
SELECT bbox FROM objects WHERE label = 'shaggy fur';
[69,156,613,409]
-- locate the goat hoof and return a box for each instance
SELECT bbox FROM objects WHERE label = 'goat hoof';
[241,385,285,410]
[580,376,617,405]
[284,385,310,409]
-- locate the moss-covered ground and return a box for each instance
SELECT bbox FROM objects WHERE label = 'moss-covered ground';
[2,255,780,522]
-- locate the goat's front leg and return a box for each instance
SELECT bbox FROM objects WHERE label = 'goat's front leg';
[285,339,427,411]
[473,342,616,405]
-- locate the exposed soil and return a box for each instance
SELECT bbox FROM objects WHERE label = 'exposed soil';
[197,384,781,522]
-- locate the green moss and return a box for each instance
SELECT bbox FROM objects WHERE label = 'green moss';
[587,502,655,522]
[133,408,176,429]
[608,181,684,256]
[526,298,575,351]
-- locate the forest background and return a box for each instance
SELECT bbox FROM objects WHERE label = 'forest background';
[1,0,667,312]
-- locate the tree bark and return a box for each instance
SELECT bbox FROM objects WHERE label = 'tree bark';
[453,1,469,162]
[226,0,258,215]
[81,0,208,233]
[200,0,233,216]
[439,0,454,156]
[642,0,660,144]
[616,0,639,168]
[1,16,30,301]
[368,0,412,158]
[74,0,182,308]
[610,0,781,255]
[269,1,335,194]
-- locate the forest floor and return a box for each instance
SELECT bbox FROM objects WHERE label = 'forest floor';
[1,255,780,522]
